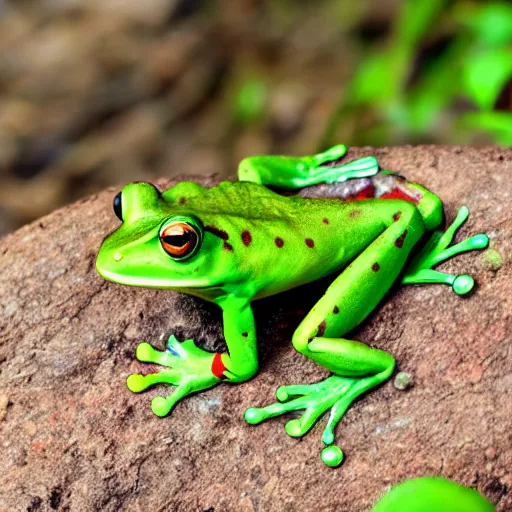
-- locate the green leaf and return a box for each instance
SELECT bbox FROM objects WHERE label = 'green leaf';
[463,49,512,110]
[232,78,267,125]
[350,52,398,105]
[394,0,448,48]
[457,2,512,47]
[462,111,512,145]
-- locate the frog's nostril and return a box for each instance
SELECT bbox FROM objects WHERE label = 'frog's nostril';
[113,252,123,262]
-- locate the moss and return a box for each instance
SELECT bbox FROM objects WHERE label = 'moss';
[483,248,503,271]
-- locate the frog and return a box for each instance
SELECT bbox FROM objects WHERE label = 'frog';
[96,144,489,467]
[371,476,495,512]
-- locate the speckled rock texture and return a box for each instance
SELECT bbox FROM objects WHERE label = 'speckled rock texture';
[0,146,511,512]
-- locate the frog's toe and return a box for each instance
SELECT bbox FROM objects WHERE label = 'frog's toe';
[285,417,317,438]
[321,445,344,468]
[328,156,379,182]
[275,387,290,402]
[126,373,147,393]
[285,403,327,437]
[284,418,303,437]
[276,384,307,401]
[150,382,194,417]
[471,233,490,249]
[126,369,181,394]
[244,407,267,425]
[151,396,171,417]
[135,342,155,362]
[322,418,338,445]
[452,274,475,295]
[135,341,176,367]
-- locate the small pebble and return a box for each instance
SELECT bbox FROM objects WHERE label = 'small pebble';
[394,371,414,391]
[24,420,37,437]
[485,447,497,460]
[483,249,503,271]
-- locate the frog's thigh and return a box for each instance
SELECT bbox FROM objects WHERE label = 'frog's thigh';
[292,205,424,375]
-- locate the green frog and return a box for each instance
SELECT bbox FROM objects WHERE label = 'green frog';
[96,144,488,467]
[371,477,494,512]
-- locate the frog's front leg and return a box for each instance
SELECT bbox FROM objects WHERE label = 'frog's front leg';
[126,338,222,416]
[127,297,258,416]
[245,203,425,467]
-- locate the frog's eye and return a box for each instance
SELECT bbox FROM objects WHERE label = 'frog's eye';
[160,221,200,260]
[113,192,123,221]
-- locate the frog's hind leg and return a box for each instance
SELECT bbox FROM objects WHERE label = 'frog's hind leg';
[402,205,489,295]
[245,204,424,466]
[238,144,379,189]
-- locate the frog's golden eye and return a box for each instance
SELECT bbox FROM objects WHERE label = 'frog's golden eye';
[160,221,199,260]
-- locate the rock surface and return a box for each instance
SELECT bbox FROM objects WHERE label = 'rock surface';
[0,146,511,511]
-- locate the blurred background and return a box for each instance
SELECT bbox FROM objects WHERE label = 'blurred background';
[0,0,511,235]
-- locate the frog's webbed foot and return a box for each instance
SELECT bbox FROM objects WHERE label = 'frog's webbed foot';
[245,375,377,467]
[314,151,380,184]
[402,206,489,295]
[304,146,379,185]
[238,144,379,189]
[126,335,220,417]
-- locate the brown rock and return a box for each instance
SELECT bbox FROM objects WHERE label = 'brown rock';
[0,146,511,511]
[23,420,37,437]
[0,395,9,421]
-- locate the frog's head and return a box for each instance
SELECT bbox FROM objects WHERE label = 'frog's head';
[96,182,223,291]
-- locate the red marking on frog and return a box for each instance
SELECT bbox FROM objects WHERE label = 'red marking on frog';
[211,353,227,378]
[353,184,375,200]
[380,188,419,204]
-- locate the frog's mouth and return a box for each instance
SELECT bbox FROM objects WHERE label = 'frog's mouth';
[96,264,212,290]
[95,247,213,289]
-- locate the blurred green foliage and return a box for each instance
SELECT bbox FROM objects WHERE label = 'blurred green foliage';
[2,0,511,234]
[232,78,268,125]
[319,0,512,148]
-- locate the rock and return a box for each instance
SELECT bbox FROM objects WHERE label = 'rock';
[23,420,38,438]
[0,146,511,511]
[0,395,9,421]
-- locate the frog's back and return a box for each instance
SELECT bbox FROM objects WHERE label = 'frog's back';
[182,180,396,246]
[184,180,360,224]
[178,181,387,300]
[183,181,302,220]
